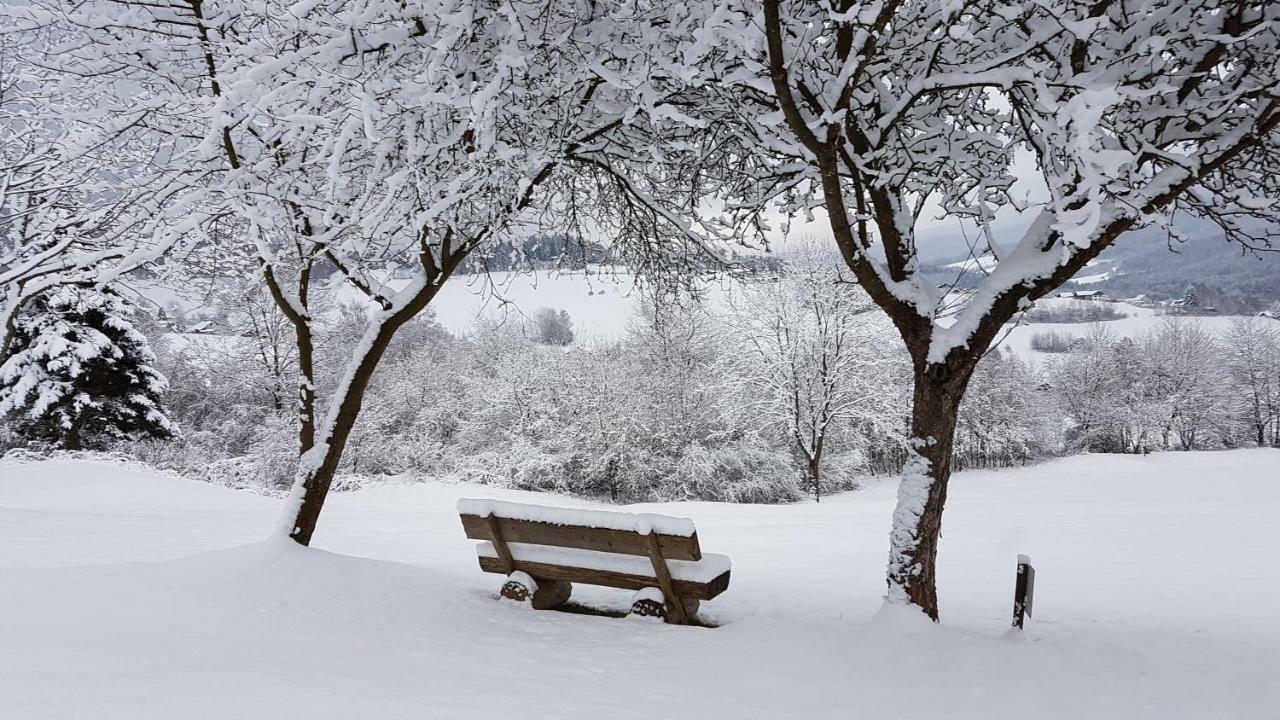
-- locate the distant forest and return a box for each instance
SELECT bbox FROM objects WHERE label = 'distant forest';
[457,235,785,276]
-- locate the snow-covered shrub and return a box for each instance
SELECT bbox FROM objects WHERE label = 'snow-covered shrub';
[1030,331,1075,353]
[667,444,804,504]
[196,456,286,493]
[448,439,558,490]
[504,446,574,492]
[1051,320,1245,453]
[130,412,296,491]
[1022,301,1126,324]
[599,451,677,503]
[817,451,866,493]
[955,347,1061,469]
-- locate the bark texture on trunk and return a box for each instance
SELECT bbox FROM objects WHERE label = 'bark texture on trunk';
[294,320,317,454]
[884,363,973,620]
[807,454,822,503]
[279,268,453,546]
[62,425,82,451]
[283,319,404,546]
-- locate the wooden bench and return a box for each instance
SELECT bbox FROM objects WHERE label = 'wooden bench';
[457,499,731,625]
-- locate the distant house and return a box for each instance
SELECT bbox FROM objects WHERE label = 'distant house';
[1057,290,1108,301]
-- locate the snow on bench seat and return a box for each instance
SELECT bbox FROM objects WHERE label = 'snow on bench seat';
[456,498,696,538]
[475,541,731,585]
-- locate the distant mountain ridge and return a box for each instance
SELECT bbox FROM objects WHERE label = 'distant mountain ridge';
[923,222,1280,313]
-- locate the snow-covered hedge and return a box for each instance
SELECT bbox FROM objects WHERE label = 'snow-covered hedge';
[667,445,804,504]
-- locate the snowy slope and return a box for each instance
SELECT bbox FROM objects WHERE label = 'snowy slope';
[2,451,1278,719]
[997,299,1251,359]
[943,254,998,273]
[412,269,736,341]
[417,269,646,340]
[128,269,651,342]
[1070,271,1112,284]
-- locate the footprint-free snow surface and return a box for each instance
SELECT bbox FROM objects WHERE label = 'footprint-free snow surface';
[1,450,1277,719]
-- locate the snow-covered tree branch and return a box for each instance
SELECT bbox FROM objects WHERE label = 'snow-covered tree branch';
[657,0,1280,617]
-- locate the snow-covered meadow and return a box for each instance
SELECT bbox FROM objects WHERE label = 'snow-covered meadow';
[145,268,1265,367]
[352,273,1263,362]
[2,450,1277,719]
[997,299,1249,360]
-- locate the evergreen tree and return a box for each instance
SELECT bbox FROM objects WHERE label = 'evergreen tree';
[1183,284,1200,308]
[0,285,176,449]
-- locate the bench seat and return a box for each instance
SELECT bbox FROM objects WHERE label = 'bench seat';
[475,541,732,600]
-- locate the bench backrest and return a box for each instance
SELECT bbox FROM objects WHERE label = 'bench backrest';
[457,499,702,561]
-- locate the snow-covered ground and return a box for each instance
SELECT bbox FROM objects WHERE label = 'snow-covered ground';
[942,253,1000,273]
[400,269,648,341]
[137,271,1267,360]
[998,300,1252,360]
[2,450,1277,719]
[1069,271,1112,284]
[130,269,652,342]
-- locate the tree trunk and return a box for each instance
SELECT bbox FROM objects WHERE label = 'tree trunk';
[807,454,821,503]
[282,321,401,546]
[884,364,972,620]
[279,271,452,545]
[295,320,317,454]
[62,426,81,451]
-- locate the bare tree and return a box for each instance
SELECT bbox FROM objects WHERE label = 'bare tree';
[532,308,575,347]
[15,0,746,544]
[721,244,884,500]
[1225,317,1280,446]
[672,0,1280,617]
[0,22,180,357]
[1145,320,1230,451]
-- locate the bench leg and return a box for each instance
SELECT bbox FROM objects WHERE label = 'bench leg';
[672,598,699,623]
[530,579,572,609]
[500,572,571,610]
[630,589,699,624]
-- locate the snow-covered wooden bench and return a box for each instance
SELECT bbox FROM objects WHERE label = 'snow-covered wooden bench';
[457,499,731,625]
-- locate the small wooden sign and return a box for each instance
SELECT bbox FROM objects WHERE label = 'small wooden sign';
[1013,555,1035,629]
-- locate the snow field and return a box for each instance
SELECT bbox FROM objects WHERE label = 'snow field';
[148,271,1263,367]
[1,450,1278,719]
[998,299,1251,360]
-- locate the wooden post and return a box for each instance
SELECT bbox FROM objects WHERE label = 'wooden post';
[486,515,514,574]
[644,531,688,624]
[1012,554,1035,630]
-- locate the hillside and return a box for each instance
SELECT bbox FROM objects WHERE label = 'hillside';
[2,451,1278,719]
[1082,232,1280,311]
[926,223,1280,313]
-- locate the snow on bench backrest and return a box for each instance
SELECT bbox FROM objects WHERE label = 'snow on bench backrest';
[456,498,702,561]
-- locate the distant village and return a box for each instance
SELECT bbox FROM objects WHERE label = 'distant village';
[1056,287,1280,319]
